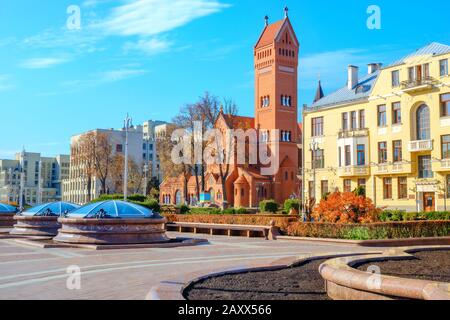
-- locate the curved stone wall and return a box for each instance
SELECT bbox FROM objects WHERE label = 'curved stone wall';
[319,247,450,300]
[10,216,60,236]
[54,217,169,245]
[0,214,15,227]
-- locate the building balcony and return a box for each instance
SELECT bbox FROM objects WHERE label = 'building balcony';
[338,165,370,177]
[338,128,369,139]
[408,140,433,152]
[433,159,450,172]
[375,162,413,175]
[401,77,439,94]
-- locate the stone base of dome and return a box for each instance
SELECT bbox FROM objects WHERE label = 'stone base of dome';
[54,217,169,245]
[0,214,15,227]
[10,216,61,236]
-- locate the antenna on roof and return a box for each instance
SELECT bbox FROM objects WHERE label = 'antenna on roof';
[284,6,289,18]
[264,15,269,26]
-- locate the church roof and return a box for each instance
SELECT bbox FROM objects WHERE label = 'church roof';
[255,19,286,48]
[221,113,254,130]
[234,175,249,185]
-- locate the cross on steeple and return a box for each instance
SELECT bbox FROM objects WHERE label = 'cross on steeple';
[284,6,289,18]
[264,15,269,26]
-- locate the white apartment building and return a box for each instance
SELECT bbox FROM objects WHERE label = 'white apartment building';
[62,126,145,205]
[0,151,69,205]
[143,120,167,183]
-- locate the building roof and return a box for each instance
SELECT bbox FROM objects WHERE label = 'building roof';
[390,42,450,67]
[255,19,286,49]
[308,42,450,111]
[221,114,255,130]
[309,70,380,110]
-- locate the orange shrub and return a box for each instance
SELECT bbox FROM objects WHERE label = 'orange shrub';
[312,192,381,224]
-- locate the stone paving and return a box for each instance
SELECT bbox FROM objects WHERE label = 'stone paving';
[0,232,384,300]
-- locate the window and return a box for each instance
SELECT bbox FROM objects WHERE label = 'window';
[116,144,123,153]
[345,145,351,166]
[440,59,449,77]
[447,175,450,198]
[418,155,433,179]
[338,147,342,167]
[358,178,366,188]
[393,140,402,163]
[392,102,401,124]
[441,93,450,117]
[312,117,324,137]
[321,180,328,197]
[351,111,357,130]
[285,171,288,181]
[442,135,450,159]
[343,179,352,193]
[392,70,400,87]
[312,149,324,169]
[408,67,415,81]
[398,177,408,199]
[383,178,392,199]
[416,105,430,140]
[309,181,315,200]
[423,63,430,78]
[378,142,387,164]
[359,110,366,129]
[342,113,348,131]
[378,105,386,127]
[357,145,365,166]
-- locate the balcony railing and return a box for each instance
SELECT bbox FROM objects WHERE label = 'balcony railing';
[441,159,450,169]
[376,164,389,174]
[338,165,370,177]
[408,140,433,152]
[401,76,439,92]
[338,128,369,139]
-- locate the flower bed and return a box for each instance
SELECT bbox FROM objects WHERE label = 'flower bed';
[163,214,299,231]
[286,221,450,240]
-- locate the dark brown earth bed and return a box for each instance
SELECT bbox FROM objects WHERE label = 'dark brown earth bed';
[184,259,330,300]
[356,250,450,283]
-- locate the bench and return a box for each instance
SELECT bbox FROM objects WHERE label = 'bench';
[166,222,271,239]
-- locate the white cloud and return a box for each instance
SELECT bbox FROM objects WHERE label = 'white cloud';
[98,68,148,82]
[0,75,15,92]
[123,38,172,55]
[20,57,70,69]
[97,0,230,37]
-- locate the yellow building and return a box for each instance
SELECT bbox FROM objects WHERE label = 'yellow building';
[303,42,450,212]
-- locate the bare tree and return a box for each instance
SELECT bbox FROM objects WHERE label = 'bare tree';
[92,133,113,195]
[110,154,144,194]
[72,132,96,202]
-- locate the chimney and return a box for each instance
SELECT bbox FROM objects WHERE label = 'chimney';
[348,65,359,90]
[368,63,382,74]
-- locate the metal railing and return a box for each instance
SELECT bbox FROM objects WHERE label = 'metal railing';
[401,76,438,90]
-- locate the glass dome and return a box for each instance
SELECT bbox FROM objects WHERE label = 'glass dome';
[22,201,80,217]
[0,203,17,214]
[67,200,157,219]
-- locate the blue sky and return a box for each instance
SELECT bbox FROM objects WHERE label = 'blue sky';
[0,0,449,158]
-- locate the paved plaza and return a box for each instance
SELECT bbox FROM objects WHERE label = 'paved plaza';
[0,232,384,300]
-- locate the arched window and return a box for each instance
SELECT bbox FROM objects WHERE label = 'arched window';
[175,191,182,205]
[417,104,430,140]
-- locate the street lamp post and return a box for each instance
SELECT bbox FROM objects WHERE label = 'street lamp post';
[123,114,132,201]
[19,149,25,211]
[143,164,149,197]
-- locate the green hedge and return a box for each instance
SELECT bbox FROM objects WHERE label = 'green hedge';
[287,221,450,240]
[284,199,300,213]
[259,200,279,213]
[380,210,450,222]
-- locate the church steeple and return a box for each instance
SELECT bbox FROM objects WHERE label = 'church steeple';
[314,80,324,103]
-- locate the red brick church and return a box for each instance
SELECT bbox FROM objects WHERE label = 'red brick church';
[160,9,302,208]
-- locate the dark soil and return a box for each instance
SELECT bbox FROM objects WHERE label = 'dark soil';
[356,250,450,283]
[184,259,330,300]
